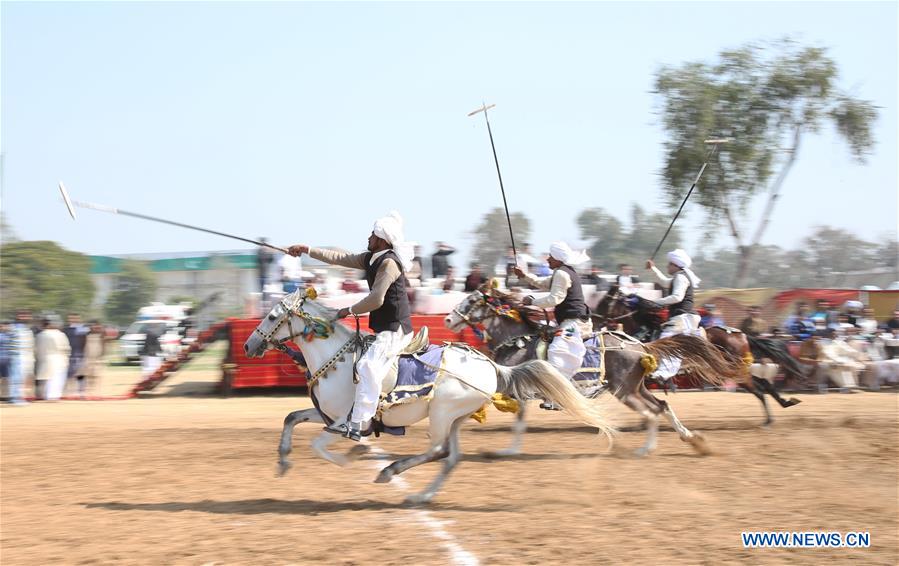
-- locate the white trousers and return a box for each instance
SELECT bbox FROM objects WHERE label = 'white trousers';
[141,355,162,378]
[352,328,412,423]
[655,313,703,379]
[45,368,67,401]
[548,318,593,379]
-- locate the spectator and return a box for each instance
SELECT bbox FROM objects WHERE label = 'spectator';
[843,300,864,326]
[442,267,456,292]
[80,321,105,399]
[257,237,274,294]
[6,310,35,405]
[784,302,816,340]
[464,264,488,292]
[35,316,71,401]
[0,321,10,386]
[63,313,89,395]
[431,242,456,278]
[884,309,899,333]
[584,265,610,292]
[279,252,304,293]
[739,305,768,337]
[140,322,164,379]
[615,264,640,293]
[854,307,878,336]
[407,246,424,285]
[340,270,363,294]
[501,247,518,288]
[810,299,832,330]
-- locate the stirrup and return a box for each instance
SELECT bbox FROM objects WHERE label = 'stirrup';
[323,422,361,441]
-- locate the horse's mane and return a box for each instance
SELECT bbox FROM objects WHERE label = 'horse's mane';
[285,291,341,322]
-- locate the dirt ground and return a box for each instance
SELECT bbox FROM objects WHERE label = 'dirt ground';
[2,378,897,565]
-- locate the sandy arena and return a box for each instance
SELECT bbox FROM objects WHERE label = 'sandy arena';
[2,374,897,565]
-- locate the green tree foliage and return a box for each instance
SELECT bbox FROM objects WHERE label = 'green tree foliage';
[655,39,878,286]
[0,241,95,318]
[469,208,531,271]
[104,260,158,326]
[693,227,896,289]
[577,204,682,271]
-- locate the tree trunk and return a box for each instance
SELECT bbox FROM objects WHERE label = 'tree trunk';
[734,125,802,287]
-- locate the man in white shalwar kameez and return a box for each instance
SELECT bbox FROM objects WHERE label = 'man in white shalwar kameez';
[514,242,593,381]
[288,211,415,441]
[646,249,703,379]
[35,316,71,401]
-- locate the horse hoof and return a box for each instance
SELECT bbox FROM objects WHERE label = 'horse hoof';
[786,398,802,407]
[277,461,292,477]
[404,493,433,506]
[374,468,394,484]
[634,447,652,457]
[687,433,712,456]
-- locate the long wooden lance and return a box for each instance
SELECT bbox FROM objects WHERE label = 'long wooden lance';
[57,182,290,253]
[650,139,730,261]
[468,103,518,260]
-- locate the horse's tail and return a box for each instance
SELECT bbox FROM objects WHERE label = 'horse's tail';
[747,336,806,379]
[643,334,742,387]
[495,360,616,441]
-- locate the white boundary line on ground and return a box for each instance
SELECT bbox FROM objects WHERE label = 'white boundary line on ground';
[368,446,480,566]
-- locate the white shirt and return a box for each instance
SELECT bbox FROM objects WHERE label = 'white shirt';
[650,266,689,306]
[521,268,572,308]
[278,254,303,281]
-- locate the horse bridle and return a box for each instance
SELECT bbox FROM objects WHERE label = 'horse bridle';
[253,293,334,352]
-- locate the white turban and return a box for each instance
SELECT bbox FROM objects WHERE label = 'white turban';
[372,210,414,271]
[667,249,701,288]
[549,241,590,266]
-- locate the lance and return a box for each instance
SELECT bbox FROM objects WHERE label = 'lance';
[468,103,518,260]
[650,139,730,261]
[57,182,290,253]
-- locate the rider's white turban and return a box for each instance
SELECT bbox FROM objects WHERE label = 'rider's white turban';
[667,248,701,288]
[373,211,414,271]
[549,241,590,266]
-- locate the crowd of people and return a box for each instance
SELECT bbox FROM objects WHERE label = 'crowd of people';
[0,310,106,404]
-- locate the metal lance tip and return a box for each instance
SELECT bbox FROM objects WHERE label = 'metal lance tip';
[703,138,731,144]
[58,181,77,220]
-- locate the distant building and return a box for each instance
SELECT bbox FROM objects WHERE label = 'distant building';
[90,249,344,327]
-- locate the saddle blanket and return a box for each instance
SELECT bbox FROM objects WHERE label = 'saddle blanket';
[381,345,445,407]
[573,335,604,386]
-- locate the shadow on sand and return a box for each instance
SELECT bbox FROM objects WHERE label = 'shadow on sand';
[84,498,500,515]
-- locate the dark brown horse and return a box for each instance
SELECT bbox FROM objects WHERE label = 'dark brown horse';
[446,286,745,456]
[592,285,801,425]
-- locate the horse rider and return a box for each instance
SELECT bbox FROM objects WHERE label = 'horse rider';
[288,211,414,441]
[645,249,702,380]
[645,249,702,339]
[513,241,593,381]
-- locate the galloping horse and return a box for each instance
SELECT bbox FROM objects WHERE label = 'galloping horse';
[445,286,744,456]
[244,289,616,504]
[593,285,802,425]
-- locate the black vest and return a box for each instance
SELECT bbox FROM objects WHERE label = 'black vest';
[668,271,695,317]
[364,250,413,334]
[553,265,590,322]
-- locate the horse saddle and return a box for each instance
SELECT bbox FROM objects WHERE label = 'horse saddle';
[379,326,432,396]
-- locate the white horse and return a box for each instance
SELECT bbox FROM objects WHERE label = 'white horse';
[244,289,615,504]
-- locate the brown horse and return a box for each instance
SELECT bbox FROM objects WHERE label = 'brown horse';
[446,286,745,456]
[592,285,801,425]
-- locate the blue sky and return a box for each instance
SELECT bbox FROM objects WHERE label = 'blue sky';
[2,1,896,268]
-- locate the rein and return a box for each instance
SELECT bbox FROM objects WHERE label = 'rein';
[261,293,364,389]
